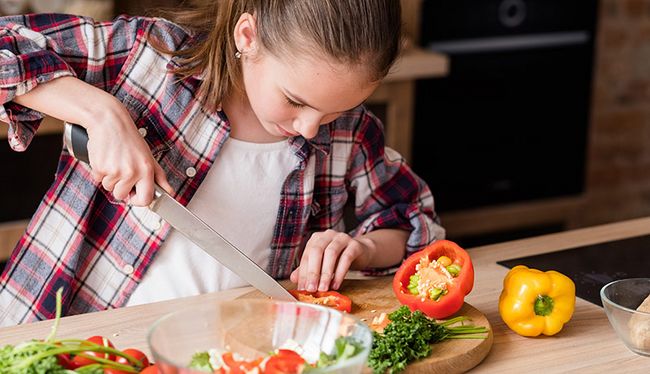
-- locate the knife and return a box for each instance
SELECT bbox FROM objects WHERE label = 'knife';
[63,122,295,301]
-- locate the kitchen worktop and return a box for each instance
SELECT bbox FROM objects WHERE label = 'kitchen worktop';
[2,217,650,372]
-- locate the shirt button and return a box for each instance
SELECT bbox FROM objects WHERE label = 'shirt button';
[123,264,134,275]
[138,127,147,137]
[152,220,162,230]
[186,167,197,177]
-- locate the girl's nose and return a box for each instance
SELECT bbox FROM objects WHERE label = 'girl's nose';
[293,113,322,139]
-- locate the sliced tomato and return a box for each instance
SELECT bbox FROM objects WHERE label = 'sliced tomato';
[289,290,352,313]
[221,352,264,373]
[264,349,306,374]
[72,335,116,367]
[115,348,150,369]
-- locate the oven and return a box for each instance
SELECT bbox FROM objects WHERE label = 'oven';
[412,0,598,212]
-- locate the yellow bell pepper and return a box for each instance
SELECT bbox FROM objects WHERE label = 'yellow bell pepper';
[499,265,576,337]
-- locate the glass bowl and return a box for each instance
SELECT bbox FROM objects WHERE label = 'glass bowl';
[600,278,650,356]
[147,298,373,373]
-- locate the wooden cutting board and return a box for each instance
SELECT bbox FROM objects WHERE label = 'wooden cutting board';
[239,276,493,373]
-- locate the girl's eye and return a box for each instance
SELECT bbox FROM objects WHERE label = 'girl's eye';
[285,97,304,108]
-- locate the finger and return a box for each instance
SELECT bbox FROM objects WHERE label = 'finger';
[101,175,119,193]
[112,179,133,202]
[318,238,348,291]
[332,242,363,290]
[153,162,174,195]
[290,268,299,284]
[91,170,105,185]
[130,175,155,207]
[305,249,324,292]
[303,234,334,292]
[297,257,309,291]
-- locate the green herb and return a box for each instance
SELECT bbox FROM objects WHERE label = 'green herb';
[0,342,68,374]
[368,306,489,374]
[0,288,141,373]
[189,351,213,372]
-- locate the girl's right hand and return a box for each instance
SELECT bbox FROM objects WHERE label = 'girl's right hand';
[12,76,173,206]
[84,95,173,206]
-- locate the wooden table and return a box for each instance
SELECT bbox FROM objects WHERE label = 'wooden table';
[2,217,650,372]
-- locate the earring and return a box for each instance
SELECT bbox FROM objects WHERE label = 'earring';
[234,50,242,59]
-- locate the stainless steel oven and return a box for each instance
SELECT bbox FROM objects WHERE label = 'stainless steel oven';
[412,0,598,212]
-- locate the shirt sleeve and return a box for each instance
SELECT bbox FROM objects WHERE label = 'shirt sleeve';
[347,109,446,258]
[0,14,143,151]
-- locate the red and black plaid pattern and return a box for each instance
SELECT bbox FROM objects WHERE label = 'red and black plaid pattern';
[0,14,443,326]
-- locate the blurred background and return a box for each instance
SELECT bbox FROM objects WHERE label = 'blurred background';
[0,0,647,262]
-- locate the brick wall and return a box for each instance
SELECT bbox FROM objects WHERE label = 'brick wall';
[570,0,650,228]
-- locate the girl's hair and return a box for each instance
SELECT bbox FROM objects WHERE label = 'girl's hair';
[157,0,401,111]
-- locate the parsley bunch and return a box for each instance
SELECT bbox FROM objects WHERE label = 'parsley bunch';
[368,306,488,374]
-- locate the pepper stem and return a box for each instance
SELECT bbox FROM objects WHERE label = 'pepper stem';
[534,295,554,316]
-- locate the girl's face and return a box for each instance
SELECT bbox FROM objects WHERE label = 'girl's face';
[241,48,379,140]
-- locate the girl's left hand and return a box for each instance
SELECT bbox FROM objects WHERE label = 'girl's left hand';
[290,229,374,292]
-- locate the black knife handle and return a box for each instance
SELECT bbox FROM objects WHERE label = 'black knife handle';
[63,122,90,164]
[63,121,165,202]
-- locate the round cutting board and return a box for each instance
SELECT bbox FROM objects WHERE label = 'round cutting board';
[239,276,493,373]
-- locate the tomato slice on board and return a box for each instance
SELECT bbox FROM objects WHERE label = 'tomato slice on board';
[264,349,307,374]
[289,290,352,313]
[71,335,116,367]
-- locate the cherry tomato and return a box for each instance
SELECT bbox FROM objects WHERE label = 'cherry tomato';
[115,348,150,369]
[140,365,160,374]
[56,352,82,370]
[71,335,116,367]
[264,349,306,374]
[289,290,352,313]
[104,369,132,374]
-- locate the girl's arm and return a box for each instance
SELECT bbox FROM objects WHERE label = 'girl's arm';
[0,14,172,205]
[12,76,172,205]
[353,228,409,269]
[291,109,444,291]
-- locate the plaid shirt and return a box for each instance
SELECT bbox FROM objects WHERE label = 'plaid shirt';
[0,14,443,326]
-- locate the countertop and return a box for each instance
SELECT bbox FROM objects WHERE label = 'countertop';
[2,217,650,372]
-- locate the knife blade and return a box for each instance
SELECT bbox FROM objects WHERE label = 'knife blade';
[63,122,295,301]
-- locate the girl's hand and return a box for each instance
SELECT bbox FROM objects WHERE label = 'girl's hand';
[12,76,173,206]
[84,95,173,206]
[290,229,374,292]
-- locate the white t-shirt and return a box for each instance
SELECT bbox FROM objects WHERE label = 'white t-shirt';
[126,137,296,306]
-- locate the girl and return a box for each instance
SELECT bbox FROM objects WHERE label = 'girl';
[0,0,444,326]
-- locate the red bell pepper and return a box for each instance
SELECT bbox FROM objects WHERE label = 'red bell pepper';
[393,240,474,319]
[289,290,352,313]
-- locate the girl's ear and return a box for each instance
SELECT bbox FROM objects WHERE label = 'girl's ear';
[233,13,258,57]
